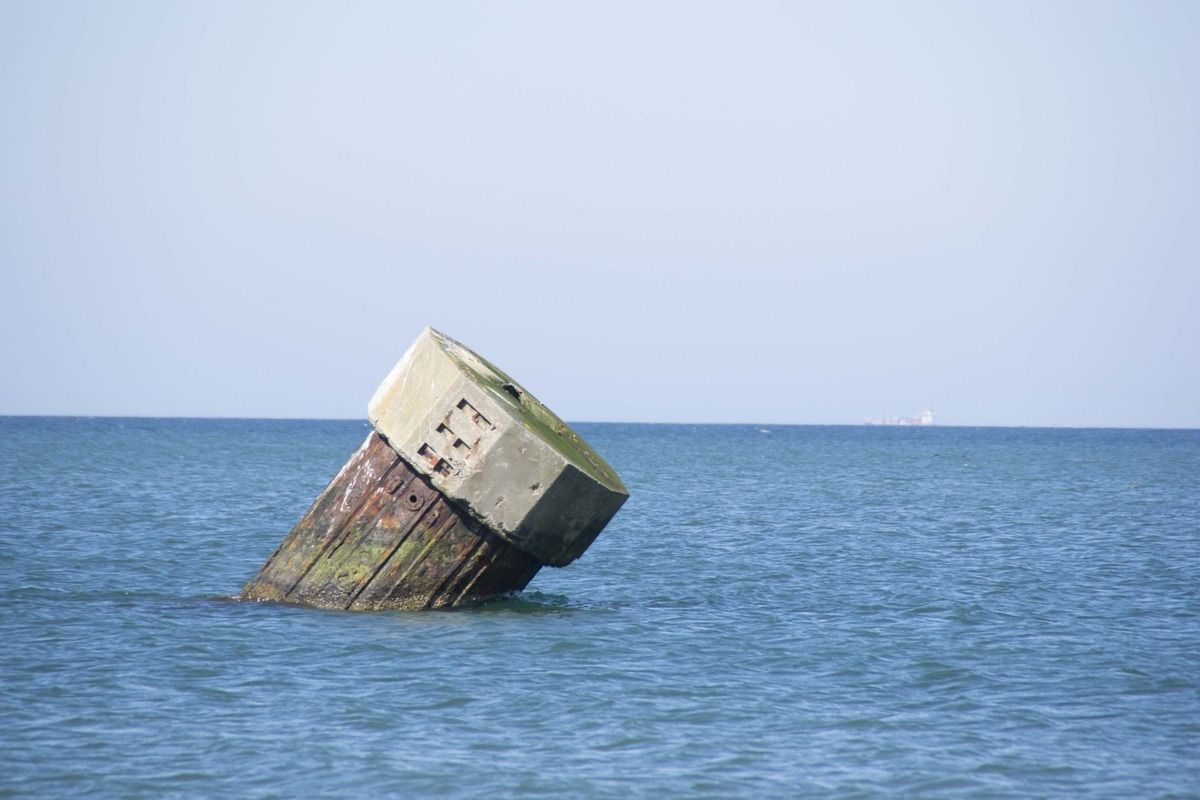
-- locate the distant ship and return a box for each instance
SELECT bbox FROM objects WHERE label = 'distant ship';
[865,409,934,426]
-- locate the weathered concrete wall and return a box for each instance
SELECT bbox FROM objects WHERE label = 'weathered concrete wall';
[368,327,628,567]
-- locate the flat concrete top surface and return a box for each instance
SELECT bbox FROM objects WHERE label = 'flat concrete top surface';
[424,327,627,495]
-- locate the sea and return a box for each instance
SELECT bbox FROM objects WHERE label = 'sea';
[1,417,1197,798]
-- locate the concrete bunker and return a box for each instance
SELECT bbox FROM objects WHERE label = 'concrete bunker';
[240,327,629,610]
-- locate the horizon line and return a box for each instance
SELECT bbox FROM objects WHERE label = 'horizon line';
[0,413,1196,433]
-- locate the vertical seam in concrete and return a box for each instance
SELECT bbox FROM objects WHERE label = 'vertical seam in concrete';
[249,436,377,583]
[283,456,407,599]
[423,534,489,609]
[343,490,439,610]
[380,512,461,606]
[447,538,503,607]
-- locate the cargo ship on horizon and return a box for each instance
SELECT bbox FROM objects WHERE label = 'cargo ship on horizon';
[866,409,934,426]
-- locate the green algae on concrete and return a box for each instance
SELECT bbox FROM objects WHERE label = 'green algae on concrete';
[368,327,628,567]
[240,433,542,610]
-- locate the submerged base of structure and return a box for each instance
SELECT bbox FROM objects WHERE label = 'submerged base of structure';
[240,433,543,611]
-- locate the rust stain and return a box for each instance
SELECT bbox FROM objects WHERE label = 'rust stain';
[240,433,542,611]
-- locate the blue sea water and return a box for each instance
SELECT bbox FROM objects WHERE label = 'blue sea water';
[0,417,1197,798]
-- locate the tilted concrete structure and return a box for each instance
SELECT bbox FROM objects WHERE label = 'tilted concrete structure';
[240,328,628,610]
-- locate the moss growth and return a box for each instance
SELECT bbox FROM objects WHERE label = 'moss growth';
[432,329,627,494]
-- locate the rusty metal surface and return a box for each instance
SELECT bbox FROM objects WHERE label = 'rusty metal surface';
[240,433,542,611]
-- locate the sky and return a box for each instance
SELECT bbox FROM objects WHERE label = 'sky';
[1,1,1197,427]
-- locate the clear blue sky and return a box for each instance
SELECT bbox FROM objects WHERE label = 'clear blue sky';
[2,2,1197,427]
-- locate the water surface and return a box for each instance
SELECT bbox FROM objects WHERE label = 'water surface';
[1,419,1197,797]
